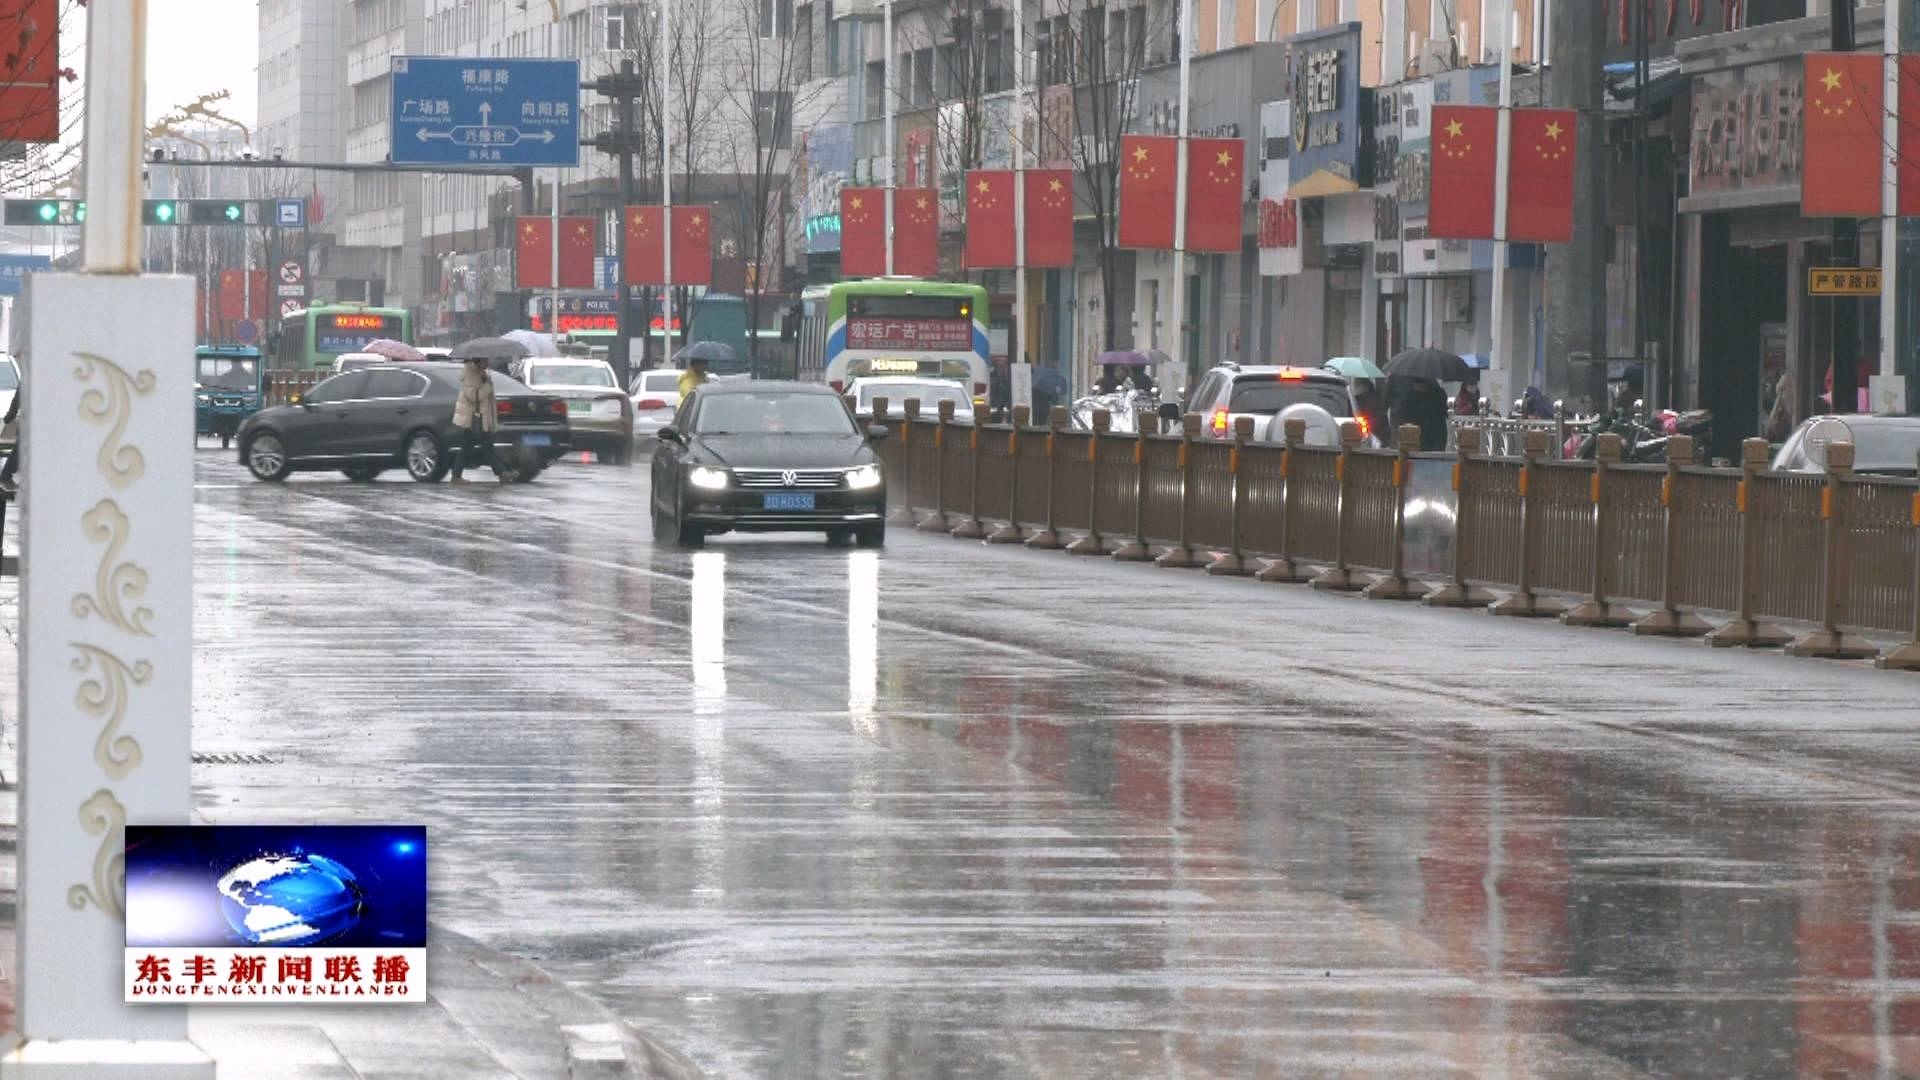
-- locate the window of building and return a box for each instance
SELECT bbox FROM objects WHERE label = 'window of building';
[758,0,791,38]
[912,48,933,105]
[605,5,643,51]
[864,59,884,118]
[825,0,843,75]
[352,75,390,130]
[755,90,792,149]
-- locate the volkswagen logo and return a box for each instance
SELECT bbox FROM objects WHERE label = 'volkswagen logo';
[781,470,797,487]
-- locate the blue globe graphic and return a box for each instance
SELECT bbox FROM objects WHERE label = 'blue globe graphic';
[216,852,365,946]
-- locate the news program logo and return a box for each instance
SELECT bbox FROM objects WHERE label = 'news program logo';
[124,825,426,1004]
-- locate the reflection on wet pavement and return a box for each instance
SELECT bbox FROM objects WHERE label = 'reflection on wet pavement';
[191,453,1920,1078]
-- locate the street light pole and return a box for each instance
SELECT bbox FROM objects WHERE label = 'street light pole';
[1489,3,1513,409]
[1169,0,1191,384]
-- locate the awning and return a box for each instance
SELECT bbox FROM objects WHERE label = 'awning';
[1285,169,1361,200]
[1603,57,1686,112]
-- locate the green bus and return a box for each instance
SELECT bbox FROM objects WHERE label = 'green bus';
[796,278,990,399]
[273,303,413,371]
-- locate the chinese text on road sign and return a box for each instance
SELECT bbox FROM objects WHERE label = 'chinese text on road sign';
[389,57,581,167]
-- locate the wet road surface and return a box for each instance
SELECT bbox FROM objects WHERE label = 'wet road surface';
[190,449,1920,1078]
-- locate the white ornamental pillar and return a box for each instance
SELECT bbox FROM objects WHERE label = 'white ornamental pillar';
[2,0,210,1074]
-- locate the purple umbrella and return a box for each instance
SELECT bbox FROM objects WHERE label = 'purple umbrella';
[363,338,426,362]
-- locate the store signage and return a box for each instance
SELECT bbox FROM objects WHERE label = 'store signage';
[1808,267,1880,296]
[846,318,972,351]
[1284,23,1365,191]
[1689,59,1803,198]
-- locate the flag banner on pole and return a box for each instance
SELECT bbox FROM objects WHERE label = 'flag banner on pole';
[839,187,887,277]
[1427,106,1499,240]
[0,0,60,144]
[559,215,597,289]
[671,206,712,287]
[624,206,665,285]
[964,170,1017,269]
[1118,135,1178,250]
[516,217,555,289]
[1505,108,1578,244]
[1184,138,1245,253]
[1900,56,1920,216]
[893,187,941,277]
[1023,169,1075,268]
[1802,53,1885,218]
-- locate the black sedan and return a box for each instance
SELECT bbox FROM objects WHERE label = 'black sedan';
[650,381,889,547]
[236,362,573,483]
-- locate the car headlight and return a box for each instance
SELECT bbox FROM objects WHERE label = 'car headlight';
[845,464,883,491]
[688,465,730,490]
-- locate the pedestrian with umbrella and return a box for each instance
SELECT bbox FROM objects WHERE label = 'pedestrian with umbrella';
[1384,348,1468,451]
[448,344,503,484]
[675,340,735,397]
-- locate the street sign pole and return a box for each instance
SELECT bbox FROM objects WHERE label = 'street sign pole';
[662,0,676,366]
[5,0,212,1072]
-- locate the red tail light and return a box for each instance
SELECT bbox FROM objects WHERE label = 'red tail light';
[549,400,567,416]
[1356,414,1372,439]
[1278,369,1305,380]
[636,398,668,410]
[829,379,844,392]
[1211,408,1229,436]
[495,400,513,416]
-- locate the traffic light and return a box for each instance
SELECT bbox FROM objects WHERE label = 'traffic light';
[186,199,248,224]
[4,199,83,225]
[143,199,182,225]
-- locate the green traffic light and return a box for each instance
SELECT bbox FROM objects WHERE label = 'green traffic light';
[224,203,242,222]
[153,202,174,223]
[74,202,85,222]
[35,202,55,223]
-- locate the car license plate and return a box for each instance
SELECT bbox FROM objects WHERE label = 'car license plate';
[762,492,814,511]
[520,433,552,447]
[566,400,589,414]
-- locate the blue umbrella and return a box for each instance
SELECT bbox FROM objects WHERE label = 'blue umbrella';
[1030,365,1069,396]
[1323,356,1387,380]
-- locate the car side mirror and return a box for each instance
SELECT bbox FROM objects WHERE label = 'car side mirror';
[866,424,889,441]
[658,426,683,445]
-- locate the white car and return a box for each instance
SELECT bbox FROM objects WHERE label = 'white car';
[510,356,636,464]
[630,367,693,440]
[332,352,387,374]
[1185,363,1375,445]
[847,376,974,423]
[1772,415,1920,476]
[0,354,17,450]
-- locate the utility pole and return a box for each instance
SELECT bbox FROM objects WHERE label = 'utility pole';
[1544,0,1607,412]
[1833,0,1861,416]
[585,60,647,389]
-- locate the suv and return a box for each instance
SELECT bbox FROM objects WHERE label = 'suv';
[1184,364,1373,445]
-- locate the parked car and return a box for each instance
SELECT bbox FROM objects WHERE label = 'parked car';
[237,361,571,483]
[846,375,974,423]
[1772,415,1920,476]
[510,356,635,464]
[650,381,888,548]
[1185,363,1375,445]
[629,367,685,441]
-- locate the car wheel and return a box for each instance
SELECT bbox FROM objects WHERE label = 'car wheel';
[854,523,886,549]
[342,465,384,482]
[511,465,543,484]
[826,528,853,546]
[405,430,448,482]
[244,432,290,482]
[673,493,704,548]
[651,496,672,541]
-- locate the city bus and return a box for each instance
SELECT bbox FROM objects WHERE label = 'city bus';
[796,279,989,401]
[273,303,413,371]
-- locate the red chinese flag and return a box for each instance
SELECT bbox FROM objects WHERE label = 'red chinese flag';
[1902,57,1920,216]
[1506,108,1577,243]
[219,270,244,321]
[1428,106,1498,240]
[672,206,712,287]
[1023,169,1075,268]
[839,187,886,277]
[1118,135,1177,250]
[893,187,940,277]
[1184,137,1245,253]
[964,169,1016,269]
[0,0,60,144]
[515,216,553,289]
[559,215,596,289]
[249,270,267,320]
[624,205,664,285]
[1803,53,1884,218]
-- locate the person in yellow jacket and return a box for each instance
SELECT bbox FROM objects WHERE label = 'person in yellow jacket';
[676,354,711,398]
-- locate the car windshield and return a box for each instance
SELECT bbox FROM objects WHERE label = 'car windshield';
[693,392,856,435]
[860,382,968,410]
[529,364,614,388]
[198,357,257,391]
[1229,379,1352,416]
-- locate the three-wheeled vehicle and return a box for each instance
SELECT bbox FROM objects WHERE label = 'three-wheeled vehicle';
[195,346,264,448]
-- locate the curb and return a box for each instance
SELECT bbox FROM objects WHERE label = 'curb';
[436,926,703,1080]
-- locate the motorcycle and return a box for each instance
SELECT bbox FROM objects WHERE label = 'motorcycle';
[1069,389,1164,433]
[1572,408,1712,464]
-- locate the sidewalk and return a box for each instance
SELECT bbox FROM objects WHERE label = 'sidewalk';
[0,571,699,1080]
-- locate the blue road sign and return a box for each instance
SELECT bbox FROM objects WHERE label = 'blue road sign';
[389,56,581,168]
[0,254,50,297]
[594,256,619,290]
[274,198,306,228]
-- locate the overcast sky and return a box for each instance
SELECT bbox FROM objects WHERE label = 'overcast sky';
[146,0,259,126]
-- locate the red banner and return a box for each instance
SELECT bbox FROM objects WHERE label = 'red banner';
[1117,135,1178,250]
[1184,137,1245,253]
[1428,106,1499,240]
[671,205,712,287]
[1258,198,1299,249]
[964,170,1017,268]
[624,206,663,284]
[846,318,971,351]
[515,217,553,289]
[893,187,940,277]
[1506,108,1577,244]
[839,187,886,277]
[218,270,268,321]
[1802,54,1884,218]
[558,215,596,289]
[1023,169,1075,268]
[0,0,59,144]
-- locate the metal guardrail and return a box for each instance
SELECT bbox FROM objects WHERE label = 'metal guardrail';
[866,397,1920,670]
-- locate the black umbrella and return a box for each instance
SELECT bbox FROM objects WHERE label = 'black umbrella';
[1384,347,1473,383]
[450,337,531,368]
[676,340,737,365]
[1030,365,1069,396]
